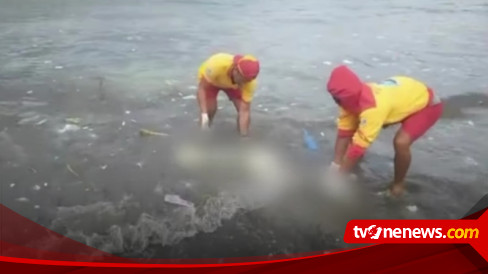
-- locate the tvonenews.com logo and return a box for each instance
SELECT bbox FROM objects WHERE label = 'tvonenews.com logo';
[353,225,479,240]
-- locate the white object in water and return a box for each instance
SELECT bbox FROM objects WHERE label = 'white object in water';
[16,197,30,202]
[164,194,194,208]
[171,98,176,102]
[467,120,474,126]
[125,110,131,115]
[322,61,332,66]
[406,205,418,212]
[58,124,80,134]
[33,185,41,191]
[188,85,197,90]
[121,121,126,126]
[320,132,325,137]
[182,95,196,100]
[27,90,33,94]
[10,183,15,188]
[100,165,108,170]
[36,119,47,125]
[43,182,48,187]
[54,66,64,70]
[342,59,353,65]
[34,205,40,209]
[44,60,52,64]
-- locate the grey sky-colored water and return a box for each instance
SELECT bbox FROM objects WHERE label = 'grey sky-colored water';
[1,0,488,258]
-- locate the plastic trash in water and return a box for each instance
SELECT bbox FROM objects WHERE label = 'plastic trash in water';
[303,129,319,151]
[139,129,168,137]
[164,194,194,208]
[182,95,196,100]
[406,205,418,212]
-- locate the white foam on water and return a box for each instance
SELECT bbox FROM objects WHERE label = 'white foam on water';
[34,205,40,209]
[43,182,49,187]
[54,66,64,70]
[33,185,41,191]
[188,86,197,90]
[322,61,332,66]
[164,194,193,208]
[342,59,353,64]
[16,197,30,202]
[10,183,15,188]
[27,90,33,94]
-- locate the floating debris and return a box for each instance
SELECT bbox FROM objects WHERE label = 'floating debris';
[188,86,197,90]
[427,136,434,141]
[16,197,30,203]
[34,205,40,209]
[26,90,33,94]
[139,129,168,137]
[467,120,474,126]
[478,100,484,106]
[263,108,269,112]
[66,164,79,177]
[43,182,48,187]
[125,110,131,115]
[320,132,325,137]
[65,117,81,125]
[44,60,52,64]
[136,162,143,169]
[100,165,108,170]
[182,95,196,100]
[121,121,126,126]
[130,119,137,123]
[58,124,80,133]
[406,205,418,212]
[164,194,194,208]
[10,183,15,188]
[322,61,332,66]
[18,115,41,125]
[171,98,176,102]
[33,185,41,191]
[54,65,64,70]
[342,59,353,65]
[36,119,47,125]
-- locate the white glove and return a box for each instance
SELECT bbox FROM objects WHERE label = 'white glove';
[200,113,210,130]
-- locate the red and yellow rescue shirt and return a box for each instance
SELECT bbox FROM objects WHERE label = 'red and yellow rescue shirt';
[198,53,258,103]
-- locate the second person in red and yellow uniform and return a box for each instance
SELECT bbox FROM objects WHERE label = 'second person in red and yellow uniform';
[327,65,443,196]
[197,53,260,137]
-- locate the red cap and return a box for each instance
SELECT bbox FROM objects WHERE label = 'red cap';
[234,54,260,80]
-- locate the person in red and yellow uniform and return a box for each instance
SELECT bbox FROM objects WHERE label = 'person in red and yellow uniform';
[197,53,260,137]
[327,65,443,196]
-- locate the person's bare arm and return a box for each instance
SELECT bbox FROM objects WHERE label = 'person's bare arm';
[238,100,251,136]
[197,79,211,128]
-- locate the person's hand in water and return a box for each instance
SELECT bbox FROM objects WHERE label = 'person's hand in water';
[389,181,405,197]
[200,113,210,130]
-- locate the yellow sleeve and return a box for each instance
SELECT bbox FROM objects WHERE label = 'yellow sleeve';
[241,80,257,103]
[352,108,387,149]
[337,107,359,133]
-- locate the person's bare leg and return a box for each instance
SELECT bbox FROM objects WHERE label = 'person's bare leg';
[231,98,241,133]
[390,129,413,197]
